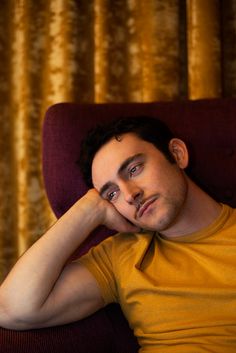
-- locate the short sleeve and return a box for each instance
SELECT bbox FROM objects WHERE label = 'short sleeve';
[77,236,118,305]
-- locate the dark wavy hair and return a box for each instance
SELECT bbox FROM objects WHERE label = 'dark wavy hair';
[78,116,176,188]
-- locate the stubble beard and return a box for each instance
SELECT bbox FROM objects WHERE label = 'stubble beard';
[139,181,188,234]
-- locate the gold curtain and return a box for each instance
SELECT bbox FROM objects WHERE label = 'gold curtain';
[0,0,236,281]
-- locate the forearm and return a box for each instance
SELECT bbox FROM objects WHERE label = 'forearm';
[0,192,103,318]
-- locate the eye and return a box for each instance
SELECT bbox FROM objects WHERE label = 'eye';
[129,163,143,177]
[107,190,119,202]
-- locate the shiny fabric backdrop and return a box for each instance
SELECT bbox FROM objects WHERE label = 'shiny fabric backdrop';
[0,0,235,281]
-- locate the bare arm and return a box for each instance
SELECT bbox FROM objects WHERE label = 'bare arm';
[0,189,138,330]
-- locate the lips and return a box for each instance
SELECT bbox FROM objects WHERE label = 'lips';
[136,196,158,219]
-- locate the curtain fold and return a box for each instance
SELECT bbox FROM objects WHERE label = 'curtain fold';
[0,0,235,281]
[94,0,183,102]
[0,1,20,278]
[221,0,236,96]
[187,0,221,99]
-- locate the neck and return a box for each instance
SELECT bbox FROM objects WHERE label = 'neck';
[161,178,222,238]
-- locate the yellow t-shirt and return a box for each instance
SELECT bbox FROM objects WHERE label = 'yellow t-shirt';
[79,204,236,352]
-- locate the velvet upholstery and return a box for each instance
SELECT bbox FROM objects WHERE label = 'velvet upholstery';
[0,98,236,352]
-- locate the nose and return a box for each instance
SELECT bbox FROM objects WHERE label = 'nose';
[120,181,143,207]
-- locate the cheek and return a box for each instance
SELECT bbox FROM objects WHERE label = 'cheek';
[150,165,179,189]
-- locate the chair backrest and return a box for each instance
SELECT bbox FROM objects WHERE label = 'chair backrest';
[42,98,236,256]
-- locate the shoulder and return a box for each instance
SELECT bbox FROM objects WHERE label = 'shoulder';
[108,231,155,267]
[108,230,152,249]
[84,230,155,270]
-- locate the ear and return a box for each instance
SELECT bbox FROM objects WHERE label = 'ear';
[168,138,189,169]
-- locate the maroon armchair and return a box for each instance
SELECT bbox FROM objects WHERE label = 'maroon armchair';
[0,98,236,353]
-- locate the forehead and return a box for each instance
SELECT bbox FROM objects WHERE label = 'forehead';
[91,133,157,188]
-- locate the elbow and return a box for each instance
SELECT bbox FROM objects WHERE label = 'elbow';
[0,288,52,330]
[0,307,32,331]
[0,299,41,331]
[0,310,41,331]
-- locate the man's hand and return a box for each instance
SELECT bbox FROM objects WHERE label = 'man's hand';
[84,188,140,233]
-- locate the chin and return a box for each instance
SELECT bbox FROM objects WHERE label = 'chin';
[141,209,179,232]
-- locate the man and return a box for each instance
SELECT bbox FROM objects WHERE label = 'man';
[0,116,235,352]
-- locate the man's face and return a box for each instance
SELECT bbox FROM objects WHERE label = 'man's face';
[92,133,188,233]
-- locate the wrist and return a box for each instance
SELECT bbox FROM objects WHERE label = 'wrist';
[73,189,106,228]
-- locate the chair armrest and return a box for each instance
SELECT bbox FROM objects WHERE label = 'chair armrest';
[0,305,139,353]
[0,310,114,353]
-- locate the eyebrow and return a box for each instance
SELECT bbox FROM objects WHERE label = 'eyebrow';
[99,153,144,197]
[117,153,143,175]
